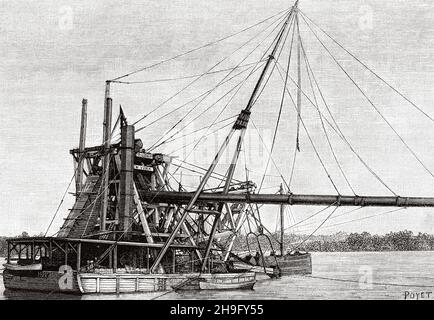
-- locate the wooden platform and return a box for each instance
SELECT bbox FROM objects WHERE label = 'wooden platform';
[78,271,256,294]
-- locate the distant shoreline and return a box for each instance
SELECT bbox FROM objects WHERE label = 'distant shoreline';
[233,230,434,253]
[1,249,434,260]
[2,230,434,258]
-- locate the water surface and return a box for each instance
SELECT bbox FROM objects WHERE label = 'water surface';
[2,252,433,300]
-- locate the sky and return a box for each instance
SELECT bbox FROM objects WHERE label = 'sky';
[1,0,434,236]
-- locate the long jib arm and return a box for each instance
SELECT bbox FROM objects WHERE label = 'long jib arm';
[141,191,434,208]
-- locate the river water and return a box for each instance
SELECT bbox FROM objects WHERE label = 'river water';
[1,252,434,300]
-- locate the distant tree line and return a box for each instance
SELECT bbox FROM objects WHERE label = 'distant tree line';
[1,230,434,257]
[303,231,434,252]
[232,230,434,253]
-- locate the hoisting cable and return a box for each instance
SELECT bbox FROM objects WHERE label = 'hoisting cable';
[274,64,341,195]
[157,115,237,148]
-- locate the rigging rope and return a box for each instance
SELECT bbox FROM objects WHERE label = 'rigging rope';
[166,78,249,156]
[296,206,363,229]
[288,143,298,188]
[295,206,339,249]
[173,158,242,183]
[111,7,291,81]
[111,61,264,84]
[147,62,268,150]
[248,13,296,110]
[301,14,434,180]
[170,162,235,184]
[170,11,295,180]
[170,64,266,175]
[132,10,290,129]
[149,62,266,151]
[153,11,295,152]
[284,203,336,232]
[299,35,357,195]
[44,172,76,236]
[297,207,406,233]
[295,13,302,152]
[134,59,264,135]
[274,60,398,196]
[274,64,341,195]
[156,115,237,150]
[250,119,291,192]
[299,9,434,124]
[306,275,434,288]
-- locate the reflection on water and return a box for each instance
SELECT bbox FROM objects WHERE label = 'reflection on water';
[2,252,434,300]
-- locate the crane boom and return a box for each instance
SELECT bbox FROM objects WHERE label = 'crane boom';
[141,191,434,208]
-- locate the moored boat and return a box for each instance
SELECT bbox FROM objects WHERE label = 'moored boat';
[2,268,80,294]
[199,274,256,290]
[267,252,312,276]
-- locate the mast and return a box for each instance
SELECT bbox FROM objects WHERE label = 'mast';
[119,122,135,237]
[101,81,112,231]
[151,3,298,273]
[200,3,298,271]
[279,184,284,255]
[76,98,87,195]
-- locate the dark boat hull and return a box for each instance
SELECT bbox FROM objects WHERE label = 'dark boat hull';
[3,269,81,294]
[274,253,312,276]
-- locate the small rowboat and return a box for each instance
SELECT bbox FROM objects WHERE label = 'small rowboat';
[3,263,42,271]
[199,273,256,290]
[199,279,255,290]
